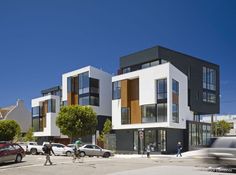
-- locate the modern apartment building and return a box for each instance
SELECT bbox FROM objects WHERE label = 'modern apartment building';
[32,86,64,144]
[112,46,220,154]
[62,66,112,142]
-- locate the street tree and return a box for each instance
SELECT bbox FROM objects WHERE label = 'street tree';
[98,118,112,142]
[212,120,231,136]
[23,128,36,142]
[56,105,97,141]
[0,120,21,141]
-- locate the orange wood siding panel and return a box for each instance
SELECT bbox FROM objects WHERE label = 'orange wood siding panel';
[129,79,141,124]
[121,80,129,107]
[130,100,141,124]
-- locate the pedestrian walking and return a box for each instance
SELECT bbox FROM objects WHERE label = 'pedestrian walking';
[72,139,83,163]
[43,141,55,166]
[176,141,182,157]
[146,144,151,158]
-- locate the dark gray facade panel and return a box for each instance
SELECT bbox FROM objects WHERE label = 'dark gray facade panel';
[166,128,184,154]
[120,46,159,68]
[158,46,220,114]
[116,130,135,153]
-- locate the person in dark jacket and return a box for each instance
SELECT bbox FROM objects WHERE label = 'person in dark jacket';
[176,142,182,157]
[44,141,55,166]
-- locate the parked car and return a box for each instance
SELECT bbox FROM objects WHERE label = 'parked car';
[51,143,74,156]
[206,137,236,165]
[0,143,25,164]
[78,144,114,158]
[27,142,44,155]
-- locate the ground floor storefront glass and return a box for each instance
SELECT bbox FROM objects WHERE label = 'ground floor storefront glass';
[133,129,167,153]
[187,121,211,150]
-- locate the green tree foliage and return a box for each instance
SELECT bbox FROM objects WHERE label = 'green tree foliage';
[98,118,112,142]
[0,120,21,141]
[56,105,97,140]
[212,120,231,136]
[23,128,36,142]
[103,119,112,135]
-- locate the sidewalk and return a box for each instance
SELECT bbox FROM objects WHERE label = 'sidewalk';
[114,149,208,159]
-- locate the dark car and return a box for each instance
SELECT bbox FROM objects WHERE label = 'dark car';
[0,142,25,164]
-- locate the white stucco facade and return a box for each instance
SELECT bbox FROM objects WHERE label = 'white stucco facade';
[62,66,112,117]
[32,95,61,137]
[112,63,193,130]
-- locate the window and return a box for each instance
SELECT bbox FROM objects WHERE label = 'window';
[150,60,159,66]
[48,99,56,113]
[79,72,89,94]
[67,77,72,92]
[121,107,130,124]
[90,96,99,106]
[32,106,40,117]
[172,79,179,94]
[32,117,40,132]
[141,62,150,69]
[90,78,99,94]
[141,105,156,123]
[157,103,167,122]
[85,145,94,149]
[122,67,131,73]
[172,104,179,123]
[112,81,121,100]
[79,96,89,105]
[203,66,216,91]
[172,79,179,123]
[203,91,216,103]
[62,101,67,106]
[157,79,167,100]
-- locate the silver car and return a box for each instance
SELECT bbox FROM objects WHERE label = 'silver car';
[206,137,236,166]
[79,144,113,158]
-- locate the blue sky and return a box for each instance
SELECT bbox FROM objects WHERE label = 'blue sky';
[0,0,236,114]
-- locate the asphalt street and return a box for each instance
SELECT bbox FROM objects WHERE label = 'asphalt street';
[0,155,234,175]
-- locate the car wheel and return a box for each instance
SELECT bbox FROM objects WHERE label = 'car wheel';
[30,148,37,155]
[15,154,22,163]
[79,151,86,157]
[103,152,110,158]
[66,151,72,156]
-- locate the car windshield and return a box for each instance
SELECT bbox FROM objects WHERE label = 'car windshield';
[212,138,235,148]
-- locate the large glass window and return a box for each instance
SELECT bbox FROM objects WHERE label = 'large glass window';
[122,67,131,73]
[48,99,56,113]
[90,96,99,106]
[90,78,99,94]
[157,103,167,122]
[172,79,179,123]
[32,118,40,132]
[112,81,121,100]
[158,129,166,152]
[121,107,130,124]
[157,79,167,100]
[172,104,179,123]
[172,79,179,94]
[203,66,216,91]
[203,91,216,103]
[79,96,89,106]
[141,105,156,123]
[145,130,157,152]
[32,106,40,117]
[79,72,89,94]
